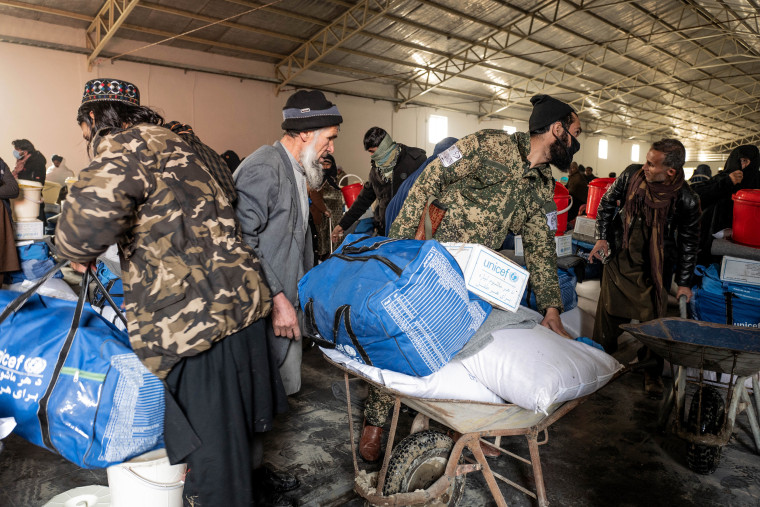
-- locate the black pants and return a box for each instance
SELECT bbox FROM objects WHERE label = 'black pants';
[164,320,288,507]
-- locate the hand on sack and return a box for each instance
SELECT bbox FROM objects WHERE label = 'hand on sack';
[588,239,609,264]
[331,225,344,244]
[541,307,572,338]
[272,292,301,340]
[729,170,744,185]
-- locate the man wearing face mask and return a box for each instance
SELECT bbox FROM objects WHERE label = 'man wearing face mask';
[11,139,47,184]
[234,89,342,398]
[391,94,580,334]
[356,95,581,463]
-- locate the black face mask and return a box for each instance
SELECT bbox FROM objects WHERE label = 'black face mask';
[550,126,581,171]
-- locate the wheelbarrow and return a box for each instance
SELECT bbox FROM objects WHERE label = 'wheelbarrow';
[621,297,760,474]
[323,353,619,506]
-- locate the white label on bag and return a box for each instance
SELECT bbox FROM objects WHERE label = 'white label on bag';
[546,211,558,231]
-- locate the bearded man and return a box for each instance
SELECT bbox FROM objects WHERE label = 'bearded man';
[234,90,342,396]
[358,94,582,463]
[589,139,700,398]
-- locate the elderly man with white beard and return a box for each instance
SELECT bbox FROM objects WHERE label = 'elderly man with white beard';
[234,90,342,396]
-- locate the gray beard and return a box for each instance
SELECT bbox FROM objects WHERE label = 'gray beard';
[300,136,325,188]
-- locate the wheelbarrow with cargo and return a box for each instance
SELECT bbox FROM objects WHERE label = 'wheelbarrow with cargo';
[323,351,621,507]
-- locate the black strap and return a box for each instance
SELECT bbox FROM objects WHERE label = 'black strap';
[341,237,397,255]
[340,306,372,366]
[341,235,373,250]
[88,271,127,328]
[725,292,734,326]
[38,268,91,452]
[332,304,349,342]
[332,254,403,276]
[302,299,336,348]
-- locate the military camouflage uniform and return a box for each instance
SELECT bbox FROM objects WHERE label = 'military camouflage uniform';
[56,124,271,379]
[364,130,564,427]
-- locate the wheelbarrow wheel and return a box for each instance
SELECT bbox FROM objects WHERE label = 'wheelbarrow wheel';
[381,430,466,506]
[685,385,725,475]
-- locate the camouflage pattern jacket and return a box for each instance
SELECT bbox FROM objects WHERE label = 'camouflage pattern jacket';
[389,130,563,312]
[56,124,271,379]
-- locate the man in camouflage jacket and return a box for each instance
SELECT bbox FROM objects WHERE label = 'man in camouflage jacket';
[358,95,584,463]
[55,78,292,507]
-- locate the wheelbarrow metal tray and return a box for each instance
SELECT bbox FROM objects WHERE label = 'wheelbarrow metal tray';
[621,318,760,376]
[400,397,563,434]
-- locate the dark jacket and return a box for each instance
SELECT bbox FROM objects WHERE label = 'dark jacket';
[338,144,426,235]
[595,165,701,288]
[566,170,588,221]
[690,145,759,264]
[15,150,47,185]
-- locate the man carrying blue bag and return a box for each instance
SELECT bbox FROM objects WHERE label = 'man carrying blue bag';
[55,79,290,507]
[353,94,584,462]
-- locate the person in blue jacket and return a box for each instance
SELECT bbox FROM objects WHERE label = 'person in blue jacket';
[384,136,458,231]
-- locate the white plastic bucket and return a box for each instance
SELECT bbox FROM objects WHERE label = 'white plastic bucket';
[107,449,186,507]
[13,179,43,221]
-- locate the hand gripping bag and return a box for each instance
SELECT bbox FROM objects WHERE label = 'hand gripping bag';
[0,264,164,468]
[299,235,491,377]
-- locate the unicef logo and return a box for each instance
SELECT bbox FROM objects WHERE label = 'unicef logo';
[337,344,359,359]
[24,357,47,376]
[509,272,519,283]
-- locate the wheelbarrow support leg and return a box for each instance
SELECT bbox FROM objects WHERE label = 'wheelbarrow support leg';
[527,430,549,507]
[739,380,760,453]
[465,434,508,507]
[753,375,760,437]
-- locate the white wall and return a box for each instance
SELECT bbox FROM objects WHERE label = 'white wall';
[0,33,656,186]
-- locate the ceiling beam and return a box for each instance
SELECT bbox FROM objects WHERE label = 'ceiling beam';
[274,0,403,93]
[85,0,140,71]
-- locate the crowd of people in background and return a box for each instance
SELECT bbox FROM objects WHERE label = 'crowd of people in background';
[0,77,758,507]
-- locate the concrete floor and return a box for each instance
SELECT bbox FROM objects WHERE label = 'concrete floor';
[2,280,760,506]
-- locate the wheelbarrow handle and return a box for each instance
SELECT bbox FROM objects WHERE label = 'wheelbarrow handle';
[678,294,687,319]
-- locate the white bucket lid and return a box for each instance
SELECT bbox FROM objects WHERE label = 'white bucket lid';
[17,179,43,189]
[42,485,111,507]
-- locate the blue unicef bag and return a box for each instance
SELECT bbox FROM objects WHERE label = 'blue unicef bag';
[0,265,164,468]
[93,260,124,308]
[521,267,578,313]
[690,264,760,327]
[298,235,491,377]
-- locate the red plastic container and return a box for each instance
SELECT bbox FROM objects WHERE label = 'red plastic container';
[732,189,760,248]
[554,181,571,236]
[585,177,615,219]
[338,174,364,208]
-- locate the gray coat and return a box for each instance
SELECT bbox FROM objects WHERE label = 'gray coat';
[234,142,314,363]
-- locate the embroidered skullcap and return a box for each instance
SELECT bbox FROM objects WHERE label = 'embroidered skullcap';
[81,78,140,106]
[529,94,575,132]
[281,90,342,132]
